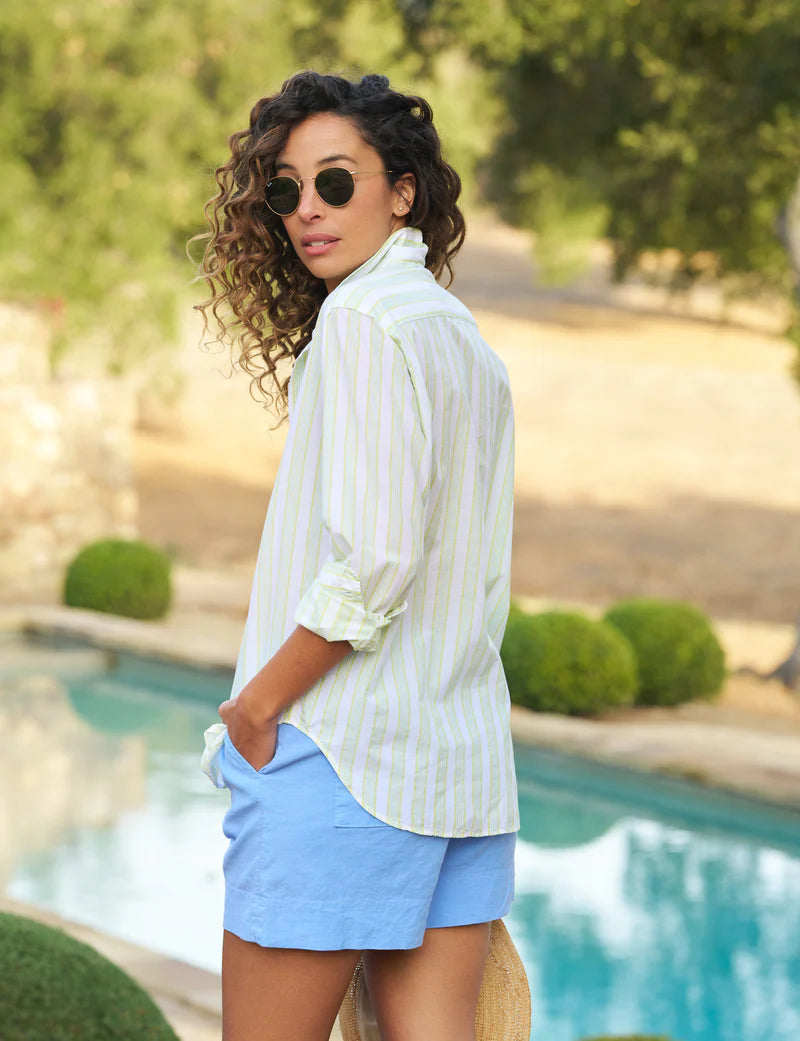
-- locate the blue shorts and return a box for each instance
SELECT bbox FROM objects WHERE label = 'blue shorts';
[218,722,517,951]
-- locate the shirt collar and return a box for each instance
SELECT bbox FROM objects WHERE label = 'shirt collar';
[329,225,428,295]
[290,227,427,411]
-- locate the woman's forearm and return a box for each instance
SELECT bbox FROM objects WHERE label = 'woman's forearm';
[238,625,353,726]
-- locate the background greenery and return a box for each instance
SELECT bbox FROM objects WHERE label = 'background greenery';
[500,608,639,714]
[63,537,173,619]
[0,911,179,1041]
[603,597,726,707]
[501,598,726,713]
[2,0,799,376]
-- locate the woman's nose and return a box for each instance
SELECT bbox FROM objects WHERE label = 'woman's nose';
[296,178,323,221]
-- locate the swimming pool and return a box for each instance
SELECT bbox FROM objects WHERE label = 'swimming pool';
[2,630,799,1041]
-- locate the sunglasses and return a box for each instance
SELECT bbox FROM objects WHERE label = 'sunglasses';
[264,167,392,216]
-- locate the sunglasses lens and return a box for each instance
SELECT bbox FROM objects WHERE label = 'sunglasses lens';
[265,177,299,215]
[316,168,355,207]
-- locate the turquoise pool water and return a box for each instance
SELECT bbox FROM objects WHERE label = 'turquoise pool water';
[2,631,799,1041]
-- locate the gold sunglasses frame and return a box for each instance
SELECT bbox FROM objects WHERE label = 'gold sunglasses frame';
[264,168,394,216]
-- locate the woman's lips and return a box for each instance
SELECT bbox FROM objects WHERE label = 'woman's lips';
[301,237,340,257]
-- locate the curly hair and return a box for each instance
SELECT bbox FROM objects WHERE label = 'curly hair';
[189,70,466,417]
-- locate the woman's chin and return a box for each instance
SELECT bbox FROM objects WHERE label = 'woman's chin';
[307,259,357,293]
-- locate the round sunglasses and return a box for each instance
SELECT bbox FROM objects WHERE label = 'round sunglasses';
[264,167,392,216]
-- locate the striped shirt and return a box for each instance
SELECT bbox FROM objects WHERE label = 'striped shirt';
[226,225,520,837]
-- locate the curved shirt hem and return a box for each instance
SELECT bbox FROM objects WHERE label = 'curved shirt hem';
[279,720,521,839]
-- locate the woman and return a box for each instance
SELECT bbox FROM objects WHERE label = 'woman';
[194,70,520,1041]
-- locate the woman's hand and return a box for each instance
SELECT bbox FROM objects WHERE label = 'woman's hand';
[215,627,351,772]
[218,687,279,772]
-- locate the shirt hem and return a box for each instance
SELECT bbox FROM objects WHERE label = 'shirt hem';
[277,720,521,839]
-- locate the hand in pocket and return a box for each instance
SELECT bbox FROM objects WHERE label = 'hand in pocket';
[218,696,279,772]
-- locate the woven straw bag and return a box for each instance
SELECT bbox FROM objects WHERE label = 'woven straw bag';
[337,917,531,1041]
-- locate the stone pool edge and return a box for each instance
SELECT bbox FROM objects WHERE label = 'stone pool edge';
[4,601,800,813]
[509,703,800,812]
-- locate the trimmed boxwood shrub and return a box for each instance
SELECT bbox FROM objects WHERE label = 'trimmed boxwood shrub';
[603,597,726,707]
[63,538,172,620]
[500,610,638,715]
[0,912,179,1040]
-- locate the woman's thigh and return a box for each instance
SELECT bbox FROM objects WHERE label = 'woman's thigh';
[222,929,361,1041]
[362,921,492,1041]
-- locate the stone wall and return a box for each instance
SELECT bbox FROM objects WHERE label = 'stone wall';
[0,304,138,604]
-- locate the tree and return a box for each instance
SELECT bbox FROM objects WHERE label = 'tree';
[405,0,800,370]
[0,0,494,376]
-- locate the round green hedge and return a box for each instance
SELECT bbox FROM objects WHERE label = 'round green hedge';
[63,538,172,619]
[500,610,639,715]
[0,912,179,1041]
[603,597,726,706]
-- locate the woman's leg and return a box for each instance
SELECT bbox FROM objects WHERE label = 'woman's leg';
[222,929,362,1041]
[361,921,492,1041]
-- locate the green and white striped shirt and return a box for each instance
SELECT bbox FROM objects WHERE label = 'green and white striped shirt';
[229,225,519,837]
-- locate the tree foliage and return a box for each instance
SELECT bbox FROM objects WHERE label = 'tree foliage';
[0,0,494,373]
[410,0,800,333]
[4,0,800,376]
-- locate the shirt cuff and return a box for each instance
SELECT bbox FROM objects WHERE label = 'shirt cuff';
[200,722,228,789]
[294,559,407,652]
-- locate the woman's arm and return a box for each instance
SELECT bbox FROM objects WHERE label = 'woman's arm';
[218,625,352,770]
[292,306,432,651]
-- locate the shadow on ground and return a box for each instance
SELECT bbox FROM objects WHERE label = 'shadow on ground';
[138,461,800,625]
[511,492,800,624]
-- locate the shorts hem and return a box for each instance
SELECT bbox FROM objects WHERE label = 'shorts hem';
[222,886,516,951]
[222,913,428,952]
[425,891,515,930]
[223,885,431,951]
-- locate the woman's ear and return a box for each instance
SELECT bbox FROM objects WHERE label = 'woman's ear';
[393,174,416,217]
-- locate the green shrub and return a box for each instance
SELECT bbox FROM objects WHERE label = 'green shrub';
[603,597,726,706]
[63,538,172,620]
[0,912,179,1041]
[500,610,638,715]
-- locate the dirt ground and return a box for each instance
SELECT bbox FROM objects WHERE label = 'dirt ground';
[133,216,800,725]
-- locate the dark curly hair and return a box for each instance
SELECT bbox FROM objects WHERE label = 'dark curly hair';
[190,70,466,416]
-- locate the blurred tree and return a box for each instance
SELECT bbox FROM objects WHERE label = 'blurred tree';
[2,0,207,372]
[404,0,800,360]
[0,0,493,376]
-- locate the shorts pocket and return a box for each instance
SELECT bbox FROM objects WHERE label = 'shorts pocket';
[333,778,386,828]
[222,730,281,781]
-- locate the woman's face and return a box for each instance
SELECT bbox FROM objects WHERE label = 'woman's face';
[274,112,415,293]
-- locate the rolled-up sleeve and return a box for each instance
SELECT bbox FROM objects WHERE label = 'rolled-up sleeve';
[294,306,432,652]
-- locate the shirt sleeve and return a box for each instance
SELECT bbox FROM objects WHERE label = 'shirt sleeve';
[484,391,515,653]
[294,305,432,652]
